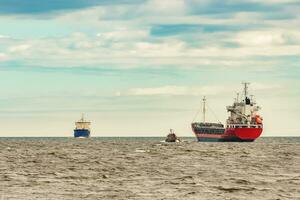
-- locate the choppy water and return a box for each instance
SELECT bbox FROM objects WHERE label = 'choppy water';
[1,137,300,200]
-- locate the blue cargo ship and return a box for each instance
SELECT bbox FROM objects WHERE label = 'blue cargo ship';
[74,114,91,138]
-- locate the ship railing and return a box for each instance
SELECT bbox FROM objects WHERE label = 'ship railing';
[192,122,224,128]
[226,124,263,128]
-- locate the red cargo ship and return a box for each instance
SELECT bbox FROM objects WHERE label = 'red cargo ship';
[192,83,263,142]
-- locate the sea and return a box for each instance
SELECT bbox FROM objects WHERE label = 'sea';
[1,137,299,200]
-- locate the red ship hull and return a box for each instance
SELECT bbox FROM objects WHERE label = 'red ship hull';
[225,127,263,141]
[192,124,263,142]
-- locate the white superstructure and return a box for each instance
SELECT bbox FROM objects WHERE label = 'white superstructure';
[75,114,91,130]
[226,83,262,127]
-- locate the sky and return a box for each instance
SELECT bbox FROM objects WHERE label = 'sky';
[0,0,299,137]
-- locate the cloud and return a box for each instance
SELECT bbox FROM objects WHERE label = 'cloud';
[234,30,300,46]
[0,53,8,61]
[0,34,10,39]
[125,86,192,96]
[8,44,31,53]
[116,83,284,97]
[96,29,148,41]
[1,29,300,70]
[143,0,187,16]
[117,85,229,96]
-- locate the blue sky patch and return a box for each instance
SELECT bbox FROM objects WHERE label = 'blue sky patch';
[151,24,243,36]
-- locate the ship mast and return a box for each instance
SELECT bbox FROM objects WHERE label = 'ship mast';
[202,96,206,123]
[242,82,250,98]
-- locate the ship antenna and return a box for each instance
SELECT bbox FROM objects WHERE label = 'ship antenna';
[236,92,240,102]
[81,113,84,121]
[202,96,206,123]
[242,82,250,98]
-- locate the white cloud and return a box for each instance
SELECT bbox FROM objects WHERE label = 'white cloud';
[0,34,10,39]
[117,85,230,96]
[97,29,148,41]
[116,83,286,97]
[8,44,31,53]
[2,31,299,69]
[126,86,190,96]
[0,53,8,61]
[143,0,187,16]
[234,30,298,46]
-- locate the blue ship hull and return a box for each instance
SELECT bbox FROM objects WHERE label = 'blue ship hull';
[74,129,90,138]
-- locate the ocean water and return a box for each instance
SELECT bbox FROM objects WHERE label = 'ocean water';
[0,137,299,200]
